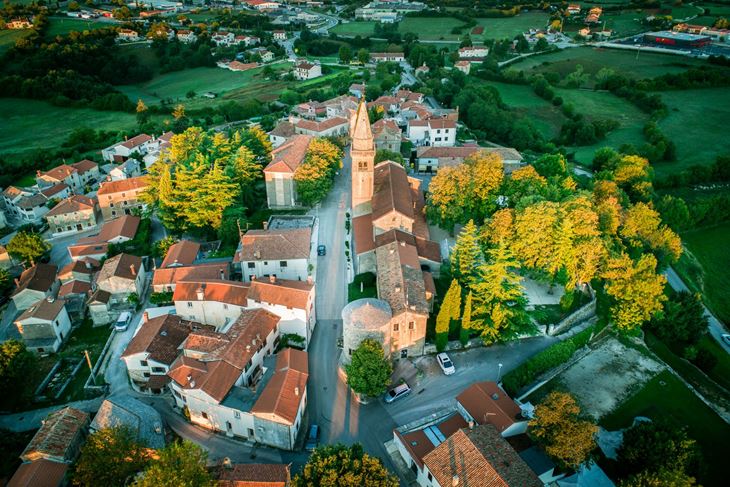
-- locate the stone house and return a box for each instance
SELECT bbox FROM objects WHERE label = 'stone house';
[95,253,146,305]
[235,226,314,282]
[247,277,316,347]
[102,134,154,162]
[46,195,99,237]
[58,279,92,318]
[263,135,312,209]
[21,407,89,464]
[406,118,457,147]
[415,146,523,174]
[290,116,349,138]
[109,159,142,181]
[122,313,214,394]
[372,118,402,153]
[173,280,252,330]
[14,298,72,354]
[35,160,100,193]
[96,176,148,221]
[90,395,165,449]
[11,264,58,311]
[293,60,321,80]
[268,121,296,148]
[68,215,140,261]
[216,463,291,486]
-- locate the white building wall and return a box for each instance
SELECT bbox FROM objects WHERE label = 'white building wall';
[241,258,309,282]
[175,300,246,331]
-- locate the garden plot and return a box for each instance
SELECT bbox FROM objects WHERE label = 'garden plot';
[555,337,664,420]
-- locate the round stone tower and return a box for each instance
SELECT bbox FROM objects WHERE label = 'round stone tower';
[341,298,392,364]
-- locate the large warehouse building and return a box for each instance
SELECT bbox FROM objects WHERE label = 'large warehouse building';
[643,31,712,48]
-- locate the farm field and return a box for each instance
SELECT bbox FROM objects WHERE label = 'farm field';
[679,222,730,325]
[508,47,708,81]
[655,87,730,173]
[0,29,29,55]
[481,81,563,139]
[45,17,112,37]
[475,12,549,39]
[0,98,139,161]
[118,63,292,109]
[601,370,730,486]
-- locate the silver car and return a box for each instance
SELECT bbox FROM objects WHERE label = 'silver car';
[437,353,456,375]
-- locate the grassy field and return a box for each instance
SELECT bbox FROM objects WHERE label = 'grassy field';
[118,63,292,109]
[0,29,29,55]
[331,20,377,36]
[679,222,730,325]
[45,17,112,37]
[601,370,729,486]
[476,12,549,40]
[482,81,564,139]
[509,47,709,81]
[0,98,139,161]
[655,87,730,173]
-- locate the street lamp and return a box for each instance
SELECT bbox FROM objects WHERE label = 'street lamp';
[497,363,503,383]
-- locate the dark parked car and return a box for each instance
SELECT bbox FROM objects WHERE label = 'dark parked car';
[305,424,319,451]
[317,245,326,256]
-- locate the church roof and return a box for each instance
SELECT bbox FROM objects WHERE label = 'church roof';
[351,98,374,152]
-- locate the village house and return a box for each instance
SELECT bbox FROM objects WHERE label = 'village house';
[96,253,146,305]
[8,407,89,487]
[458,46,489,59]
[415,63,430,76]
[58,260,96,284]
[46,195,99,237]
[122,313,214,394]
[290,116,350,138]
[323,94,359,119]
[68,214,140,261]
[415,146,523,173]
[349,83,366,98]
[167,308,308,450]
[273,30,287,41]
[96,176,148,221]
[11,263,59,311]
[152,240,231,292]
[293,60,322,80]
[372,119,402,153]
[262,134,312,209]
[369,95,401,114]
[2,185,70,224]
[7,18,33,29]
[91,394,166,449]
[268,121,296,148]
[58,279,92,318]
[102,134,154,162]
[250,47,274,62]
[247,277,315,346]
[176,29,198,43]
[215,463,291,487]
[456,381,529,437]
[117,28,141,41]
[212,31,235,46]
[396,89,424,104]
[224,60,259,72]
[109,159,142,181]
[407,118,457,147]
[295,100,326,119]
[14,298,72,354]
[235,224,314,282]
[370,52,405,63]
[246,0,281,10]
[454,60,471,74]
[36,159,99,193]
[174,280,251,330]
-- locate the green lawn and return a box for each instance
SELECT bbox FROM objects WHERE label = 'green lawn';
[331,21,377,37]
[601,370,730,486]
[679,222,730,325]
[655,88,730,173]
[45,17,111,37]
[480,81,564,139]
[0,29,29,55]
[0,98,139,161]
[476,12,549,40]
[348,272,377,302]
[509,46,709,81]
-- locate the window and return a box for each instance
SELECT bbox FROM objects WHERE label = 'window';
[187,302,193,308]
[140,360,149,367]
[111,210,117,216]
[280,261,287,267]
[110,202,114,207]
[393,323,399,332]
[408,321,415,330]
[428,472,433,481]
[151,367,165,373]
[54,320,59,327]
[247,262,255,268]
[264,261,268,265]
[143,372,150,378]
[201,411,208,419]
[234,410,241,419]
[223,304,228,310]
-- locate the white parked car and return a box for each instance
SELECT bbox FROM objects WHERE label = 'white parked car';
[437,352,456,375]
[114,311,132,332]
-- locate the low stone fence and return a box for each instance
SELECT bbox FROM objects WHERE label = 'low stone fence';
[34,359,62,399]
[547,293,597,336]
[83,328,116,395]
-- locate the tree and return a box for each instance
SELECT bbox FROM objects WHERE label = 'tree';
[357,48,369,64]
[0,340,37,411]
[529,391,598,469]
[68,1,80,10]
[345,339,392,398]
[339,45,352,64]
[449,220,483,288]
[602,253,667,332]
[619,468,697,487]
[0,268,12,296]
[619,202,681,265]
[374,149,404,168]
[156,236,177,259]
[136,99,149,127]
[436,279,462,351]
[6,231,50,266]
[294,138,342,206]
[459,291,473,346]
[293,443,398,487]
[73,426,150,487]
[617,420,700,479]
[471,242,531,344]
[134,441,213,487]
[648,291,707,345]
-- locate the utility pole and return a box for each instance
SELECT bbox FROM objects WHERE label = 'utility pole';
[85,349,96,385]
[497,363,503,383]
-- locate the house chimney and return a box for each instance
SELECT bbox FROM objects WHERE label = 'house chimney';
[306,275,313,285]
[251,275,257,281]
[36,169,41,177]
[129,264,136,276]
[295,386,300,396]
[143,311,149,323]
[468,420,474,430]
[269,275,276,284]
[196,286,204,301]
[452,475,460,487]
[219,268,225,280]
[222,457,233,470]
[262,221,268,230]
[14,278,19,286]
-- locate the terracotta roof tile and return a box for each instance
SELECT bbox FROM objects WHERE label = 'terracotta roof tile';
[46,195,96,217]
[97,176,148,195]
[161,240,200,268]
[293,116,348,133]
[173,279,249,307]
[13,264,57,296]
[456,381,522,433]
[16,298,66,322]
[216,463,290,487]
[21,407,89,463]
[120,134,152,150]
[40,164,76,181]
[7,459,69,487]
[251,348,308,425]
[153,264,229,288]
[238,227,311,261]
[372,161,414,221]
[71,159,98,174]
[247,278,313,310]
[98,253,142,282]
[264,134,312,173]
[122,314,211,365]
[58,280,91,297]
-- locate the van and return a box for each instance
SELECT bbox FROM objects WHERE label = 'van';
[114,311,132,332]
[384,383,411,403]
[305,424,319,451]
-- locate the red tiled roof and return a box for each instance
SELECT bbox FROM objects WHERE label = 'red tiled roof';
[238,227,311,261]
[59,260,96,280]
[71,159,98,174]
[173,279,249,307]
[123,314,211,365]
[97,253,142,282]
[16,298,66,322]
[40,183,69,199]
[372,161,414,222]
[46,195,96,217]
[294,116,348,133]
[59,280,91,297]
[97,176,148,195]
[7,459,69,487]
[161,240,200,268]
[153,263,229,288]
[352,213,375,255]
[13,264,57,296]
[40,164,75,181]
[248,278,313,310]
[21,407,89,463]
[251,348,308,425]
[120,134,152,150]
[217,463,290,487]
[265,134,312,173]
[456,381,522,433]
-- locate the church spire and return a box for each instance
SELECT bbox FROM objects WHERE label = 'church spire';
[351,97,374,153]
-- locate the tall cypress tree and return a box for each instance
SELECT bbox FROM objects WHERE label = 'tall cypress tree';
[450,219,483,289]
[436,279,461,351]
[460,291,473,346]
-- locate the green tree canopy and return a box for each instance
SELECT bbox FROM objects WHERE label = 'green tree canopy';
[73,426,150,487]
[345,338,392,397]
[294,138,342,206]
[450,219,483,289]
[293,443,398,487]
[6,231,49,266]
[133,441,213,487]
[0,340,37,411]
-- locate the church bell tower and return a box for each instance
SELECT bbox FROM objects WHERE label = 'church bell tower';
[350,98,375,216]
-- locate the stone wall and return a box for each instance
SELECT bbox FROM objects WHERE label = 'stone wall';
[547,296,597,336]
